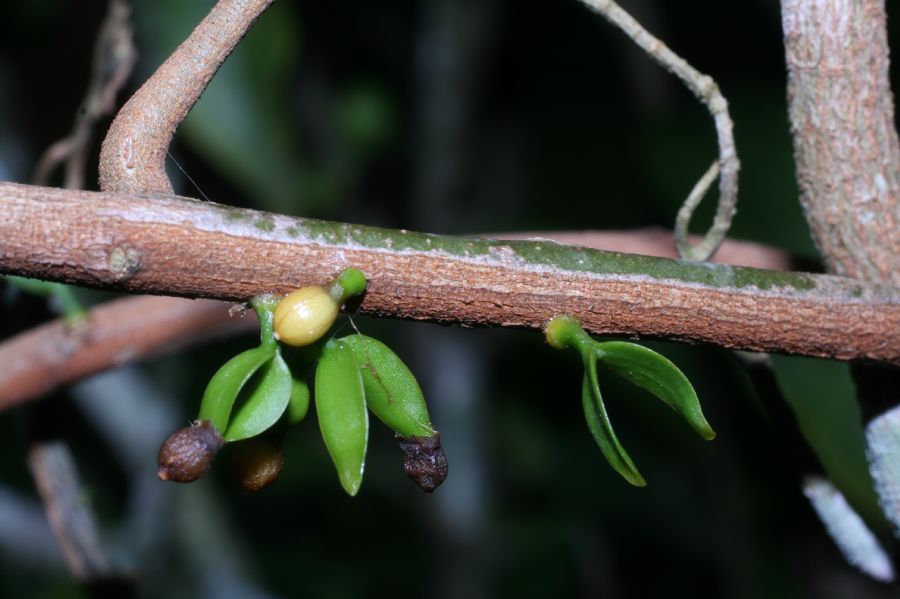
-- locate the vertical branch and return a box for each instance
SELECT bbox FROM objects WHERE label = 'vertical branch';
[98,0,273,193]
[781,0,900,544]
[782,0,900,285]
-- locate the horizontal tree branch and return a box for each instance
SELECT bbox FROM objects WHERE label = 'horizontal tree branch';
[0,229,792,410]
[3,181,900,367]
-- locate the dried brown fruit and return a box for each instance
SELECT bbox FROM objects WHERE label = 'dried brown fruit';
[157,420,224,483]
[232,433,285,492]
[396,433,448,493]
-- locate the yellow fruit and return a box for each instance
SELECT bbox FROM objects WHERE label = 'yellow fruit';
[273,286,339,346]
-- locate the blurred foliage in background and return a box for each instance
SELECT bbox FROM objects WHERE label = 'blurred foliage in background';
[0,1,897,598]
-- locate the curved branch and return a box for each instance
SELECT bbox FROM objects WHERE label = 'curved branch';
[577,0,739,261]
[98,0,273,193]
[2,181,899,366]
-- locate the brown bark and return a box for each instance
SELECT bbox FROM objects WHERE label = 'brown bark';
[98,0,273,194]
[0,229,789,410]
[3,182,900,366]
[0,295,246,409]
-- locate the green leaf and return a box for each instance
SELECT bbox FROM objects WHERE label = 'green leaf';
[315,340,369,496]
[582,357,646,487]
[286,377,310,425]
[340,334,435,437]
[595,341,715,440]
[224,350,293,442]
[198,345,276,433]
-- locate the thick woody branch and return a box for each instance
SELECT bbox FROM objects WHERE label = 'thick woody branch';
[0,230,792,410]
[98,0,273,194]
[782,0,900,286]
[2,181,900,365]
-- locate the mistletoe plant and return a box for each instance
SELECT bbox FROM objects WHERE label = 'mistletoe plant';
[157,268,447,495]
[545,315,715,486]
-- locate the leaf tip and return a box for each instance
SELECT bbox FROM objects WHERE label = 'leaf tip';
[340,473,363,496]
[625,470,648,487]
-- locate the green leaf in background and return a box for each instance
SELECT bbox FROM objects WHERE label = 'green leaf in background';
[771,355,888,534]
[340,334,435,437]
[198,345,276,433]
[224,351,293,442]
[582,357,646,487]
[595,341,715,440]
[315,340,369,496]
[286,377,311,425]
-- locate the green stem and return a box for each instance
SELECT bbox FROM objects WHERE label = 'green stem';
[545,314,594,355]
[250,294,280,348]
[327,268,368,304]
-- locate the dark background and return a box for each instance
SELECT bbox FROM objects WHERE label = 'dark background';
[0,1,896,597]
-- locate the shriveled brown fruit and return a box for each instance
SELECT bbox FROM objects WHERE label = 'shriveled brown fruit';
[157,420,224,483]
[232,433,285,492]
[396,433,448,493]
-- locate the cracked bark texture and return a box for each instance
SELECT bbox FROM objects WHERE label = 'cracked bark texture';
[4,182,900,366]
[782,0,900,285]
[782,0,900,544]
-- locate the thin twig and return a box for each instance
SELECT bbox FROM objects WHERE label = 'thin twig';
[2,183,900,366]
[33,0,136,190]
[577,0,739,261]
[27,442,111,581]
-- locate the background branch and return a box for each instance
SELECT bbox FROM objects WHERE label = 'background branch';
[2,181,899,366]
[497,229,795,271]
[0,296,245,409]
[27,442,112,584]
[32,0,136,190]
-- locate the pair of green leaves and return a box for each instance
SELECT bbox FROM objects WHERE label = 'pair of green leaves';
[198,295,310,442]
[316,334,436,495]
[195,282,435,496]
[547,315,714,486]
